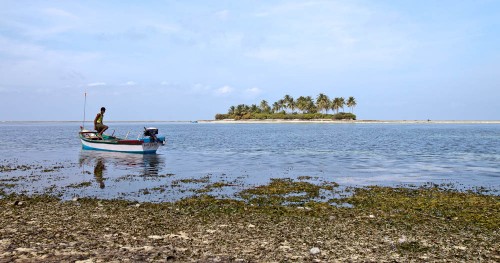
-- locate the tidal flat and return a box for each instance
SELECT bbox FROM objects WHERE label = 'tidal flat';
[0,182,498,262]
[1,123,499,261]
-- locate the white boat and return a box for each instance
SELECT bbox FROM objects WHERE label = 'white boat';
[79,127,166,154]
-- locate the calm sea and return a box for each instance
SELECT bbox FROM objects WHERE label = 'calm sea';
[1,122,499,201]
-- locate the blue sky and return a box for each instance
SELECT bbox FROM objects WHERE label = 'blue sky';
[1,0,499,121]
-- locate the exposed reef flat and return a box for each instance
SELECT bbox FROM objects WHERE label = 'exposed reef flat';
[1,184,498,262]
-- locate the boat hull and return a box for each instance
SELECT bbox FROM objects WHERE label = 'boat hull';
[81,139,162,154]
[79,131,165,154]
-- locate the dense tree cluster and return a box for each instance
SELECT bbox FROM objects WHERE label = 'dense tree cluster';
[215,94,357,120]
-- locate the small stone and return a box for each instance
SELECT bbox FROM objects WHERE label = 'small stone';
[15,247,34,253]
[142,246,154,251]
[72,197,79,202]
[310,247,321,255]
[247,224,255,228]
[369,214,375,218]
[454,245,467,251]
[167,232,189,240]
[135,203,141,207]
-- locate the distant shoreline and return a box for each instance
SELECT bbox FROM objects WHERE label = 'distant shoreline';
[199,119,500,124]
[1,120,500,124]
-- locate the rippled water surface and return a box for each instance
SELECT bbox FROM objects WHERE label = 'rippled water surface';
[1,122,499,201]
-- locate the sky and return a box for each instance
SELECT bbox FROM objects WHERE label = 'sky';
[1,0,499,121]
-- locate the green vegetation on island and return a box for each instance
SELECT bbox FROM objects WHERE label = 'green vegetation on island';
[215,94,357,120]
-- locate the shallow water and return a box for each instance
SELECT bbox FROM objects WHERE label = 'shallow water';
[0,122,499,201]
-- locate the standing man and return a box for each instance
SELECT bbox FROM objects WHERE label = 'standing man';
[94,107,108,138]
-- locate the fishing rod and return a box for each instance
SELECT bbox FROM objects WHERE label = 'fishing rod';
[82,91,87,129]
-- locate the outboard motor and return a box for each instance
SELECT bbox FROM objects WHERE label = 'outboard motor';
[144,127,159,142]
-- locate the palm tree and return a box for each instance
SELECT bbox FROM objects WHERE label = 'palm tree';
[305,96,317,113]
[347,96,357,113]
[283,95,295,113]
[272,101,280,113]
[331,98,340,113]
[339,97,345,112]
[278,99,285,113]
[332,97,345,114]
[250,104,260,113]
[316,93,330,113]
[228,106,235,115]
[289,98,296,113]
[259,100,271,113]
[296,96,307,113]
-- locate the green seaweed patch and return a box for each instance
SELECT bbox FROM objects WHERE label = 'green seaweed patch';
[0,183,17,189]
[174,175,211,185]
[157,173,175,178]
[195,182,236,194]
[0,164,38,172]
[139,185,170,195]
[237,178,338,206]
[0,193,61,204]
[67,181,92,188]
[41,165,64,173]
[320,181,340,190]
[343,186,500,229]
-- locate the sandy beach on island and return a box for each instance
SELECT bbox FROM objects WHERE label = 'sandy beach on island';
[198,119,500,124]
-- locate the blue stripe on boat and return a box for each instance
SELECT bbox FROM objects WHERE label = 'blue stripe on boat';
[81,144,157,154]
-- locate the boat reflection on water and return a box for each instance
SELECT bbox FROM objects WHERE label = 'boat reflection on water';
[79,151,165,188]
[94,158,106,188]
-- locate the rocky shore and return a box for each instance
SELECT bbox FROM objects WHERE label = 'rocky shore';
[1,185,498,262]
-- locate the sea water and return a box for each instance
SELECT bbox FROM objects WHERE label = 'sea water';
[0,122,499,201]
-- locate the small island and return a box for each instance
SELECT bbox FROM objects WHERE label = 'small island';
[215,93,357,120]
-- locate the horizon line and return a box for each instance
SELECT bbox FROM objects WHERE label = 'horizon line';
[1,119,500,123]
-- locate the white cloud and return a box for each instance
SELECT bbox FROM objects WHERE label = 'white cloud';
[152,23,181,34]
[191,83,211,93]
[215,10,230,20]
[42,8,78,20]
[215,85,233,95]
[245,48,299,61]
[87,82,106,87]
[124,81,136,86]
[245,87,262,96]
